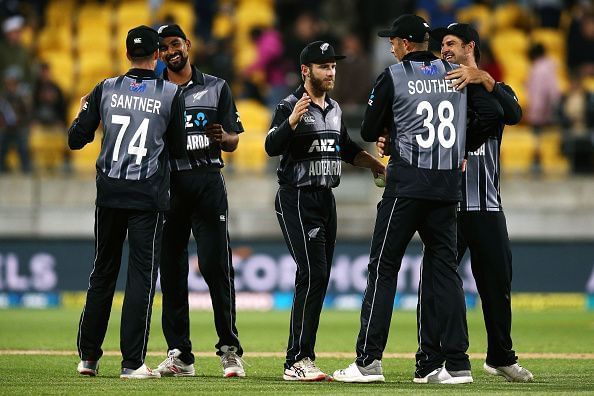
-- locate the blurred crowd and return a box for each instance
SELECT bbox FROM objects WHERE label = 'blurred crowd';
[0,0,593,175]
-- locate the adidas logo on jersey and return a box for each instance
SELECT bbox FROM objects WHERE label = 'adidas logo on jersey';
[308,139,335,153]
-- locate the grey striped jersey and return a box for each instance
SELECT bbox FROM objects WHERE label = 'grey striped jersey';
[265,86,363,189]
[166,67,243,171]
[97,75,178,180]
[389,59,467,170]
[461,137,502,211]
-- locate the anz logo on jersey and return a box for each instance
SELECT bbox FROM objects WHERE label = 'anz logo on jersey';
[185,111,208,130]
[308,138,338,153]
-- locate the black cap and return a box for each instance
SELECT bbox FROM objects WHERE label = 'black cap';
[377,14,430,42]
[126,25,159,57]
[157,24,187,40]
[299,41,346,65]
[431,23,480,52]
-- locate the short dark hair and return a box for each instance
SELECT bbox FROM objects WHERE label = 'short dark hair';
[129,53,155,62]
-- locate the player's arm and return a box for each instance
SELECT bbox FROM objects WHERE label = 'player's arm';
[165,86,186,159]
[361,70,394,142]
[206,81,242,152]
[265,99,297,156]
[67,82,102,150]
[466,85,504,151]
[492,82,522,125]
[340,121,385,177]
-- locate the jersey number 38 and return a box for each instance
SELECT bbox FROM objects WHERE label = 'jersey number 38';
[415,100,456,149]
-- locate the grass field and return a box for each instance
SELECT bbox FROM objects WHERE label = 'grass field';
[1,308,593,394]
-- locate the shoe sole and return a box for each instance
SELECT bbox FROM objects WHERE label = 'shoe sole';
[77,369,97,377]
[283,373,327,381]
[120,375,161,379]
[333,374,385,383]
[483,363,532,382]
[224,371,246,378]
[413,376,473,384]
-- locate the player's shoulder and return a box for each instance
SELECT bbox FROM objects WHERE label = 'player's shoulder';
[201,72,228,90]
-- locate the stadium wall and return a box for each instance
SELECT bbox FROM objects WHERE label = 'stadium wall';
[0,239,592,310]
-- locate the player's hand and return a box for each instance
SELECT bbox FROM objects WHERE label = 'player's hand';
[205,123,226,144]
[460,159,467,172]
[288,93,311,130]
[370,159,386,179]
[376,130,390,157]
[445,65,486,91]
[77,94,89,115]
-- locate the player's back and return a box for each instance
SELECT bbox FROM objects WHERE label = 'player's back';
[98,75,178,180]
[385,56,467,202]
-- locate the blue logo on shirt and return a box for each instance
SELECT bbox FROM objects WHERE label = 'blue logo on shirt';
[195,112,208,127]
[129,81,147,93]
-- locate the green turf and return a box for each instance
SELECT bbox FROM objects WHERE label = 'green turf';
[0,308,593,394]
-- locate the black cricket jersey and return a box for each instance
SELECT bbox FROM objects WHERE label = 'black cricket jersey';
[461,82,522,212]
[362,51,503,202]
[68,68,186,210]
[265,85,363,188]
[163,65,244,171]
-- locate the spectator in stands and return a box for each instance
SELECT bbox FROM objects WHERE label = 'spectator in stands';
[0,15,33,92]
[0,67,31,173]
[526,43,561,132]
[417,0,471,28]
[244,25,289,108]
[560,74,594,173]
[567,8,594,77]
[332,33,372,107]
[32,62,69,172]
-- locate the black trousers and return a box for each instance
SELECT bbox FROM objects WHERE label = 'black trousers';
[160,171,241,364]
[459,211,516,366]
[354,197,470,375]
[77,206,163,370]
[275,186,336,369]
[417,211,516,370]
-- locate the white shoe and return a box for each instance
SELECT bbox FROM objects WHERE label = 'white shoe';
[77,360,98,376]
[155,349,195,377]
[221,349,245,378]
[413,367,473,384]
[283,357,327,381]
[333,361,385,383]
[484,362,533,382]
[120,364,161,379]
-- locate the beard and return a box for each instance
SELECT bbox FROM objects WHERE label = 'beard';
[310,72,334,92]
[165,51,189,72]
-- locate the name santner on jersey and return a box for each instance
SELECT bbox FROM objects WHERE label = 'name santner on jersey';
[110,93,162,114]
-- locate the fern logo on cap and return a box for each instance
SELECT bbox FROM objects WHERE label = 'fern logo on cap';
[320,42,330,54]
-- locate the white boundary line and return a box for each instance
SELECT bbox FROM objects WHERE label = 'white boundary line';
[1,350,592,359]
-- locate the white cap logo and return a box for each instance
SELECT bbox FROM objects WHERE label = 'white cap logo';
[134,38,142,43]
[320,42,330,54]
[157,25,168,34]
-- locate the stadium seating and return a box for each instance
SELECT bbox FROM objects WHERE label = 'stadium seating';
[539,128,570,176]
[456,4,492,37]
[231,99,271,173]
[500,126,537,175]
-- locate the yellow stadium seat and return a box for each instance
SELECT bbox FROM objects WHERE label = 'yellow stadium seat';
[37,24,72,55]
[115,1,151,30]
[236,99,271,133]
[156,1,196,34]
[72,135,102,175]
[29,124,67,172]
[40,53,75,96]
[232,99,271,173]
[456,4,492,37]
[493,3,525,30]
[583,77,594,92]
[500,126,537,175]
[45,0,76,28]
[539,128,570,176]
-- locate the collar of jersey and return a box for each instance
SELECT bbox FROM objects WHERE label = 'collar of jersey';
[162,64,205,87]
[401,51,438,63]
[126,68,158,79]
